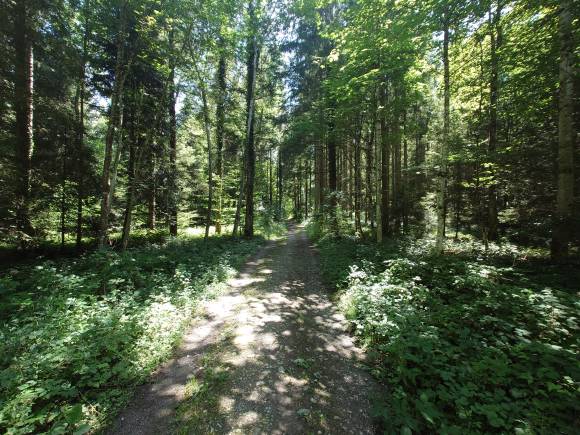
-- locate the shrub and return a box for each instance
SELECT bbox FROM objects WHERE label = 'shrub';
[315,235,579,434]
[0,236,262,434]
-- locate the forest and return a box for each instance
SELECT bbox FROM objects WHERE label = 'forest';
[0,0,578,434]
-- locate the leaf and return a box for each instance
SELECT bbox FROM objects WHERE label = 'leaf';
[65,404,83,425]
[73,424,91,435]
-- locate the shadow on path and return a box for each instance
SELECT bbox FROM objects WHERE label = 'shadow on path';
[108,226,376,435]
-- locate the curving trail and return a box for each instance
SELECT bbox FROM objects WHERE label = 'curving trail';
[108,225,375,434]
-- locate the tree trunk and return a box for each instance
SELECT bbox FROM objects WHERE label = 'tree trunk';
[392,96,402,233]
[76,0,89,250]
[215,50,226,234]
[232,154,245,236]
[121,127,136,250]
[60,129,67,248]
[200,77,213,240]
[168,31,178,237]
[487,1,501,241]
[243,0,259,238]
[147,155,156,230]
[552,0,576,260]
[327,117,338,233]
[379,81,390,239]
[354,120,363,234]
[269,147,273,207]
[278,147,283,217]
[402,110,409,232]
[366,112,376,231]
[435,16,450,254]
[13,0,34,236]
[98,4,128,249]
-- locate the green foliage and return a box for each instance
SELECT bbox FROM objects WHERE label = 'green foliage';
[313,233,579,434]
[0,235,263,434]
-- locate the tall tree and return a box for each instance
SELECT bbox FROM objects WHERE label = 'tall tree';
[98,2,129,249]
[487,0,502,241]
[435,8,451,254]
[214,44,227,235]
[551,0,576,260]
[243,0,260,238]
[13,0,35,236]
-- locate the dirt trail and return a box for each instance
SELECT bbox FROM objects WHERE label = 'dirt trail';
[107,225,375,434]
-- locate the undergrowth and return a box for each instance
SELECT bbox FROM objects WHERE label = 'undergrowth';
[0,234,264,434]
[307,220,580,434]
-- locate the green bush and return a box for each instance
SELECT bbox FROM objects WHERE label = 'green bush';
[313,232,579,434]
[0,236,262,434]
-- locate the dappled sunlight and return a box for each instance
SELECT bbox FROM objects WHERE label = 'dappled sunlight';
[164,226,375,434]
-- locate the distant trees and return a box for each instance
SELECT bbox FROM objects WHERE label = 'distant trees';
[0,0,577,257]
[1,0,285,250]
[283,0,578,256]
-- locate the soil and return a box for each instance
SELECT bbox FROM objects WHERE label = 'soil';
[106,225,376,434]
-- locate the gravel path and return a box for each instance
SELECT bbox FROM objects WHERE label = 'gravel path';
[107,225,376,434]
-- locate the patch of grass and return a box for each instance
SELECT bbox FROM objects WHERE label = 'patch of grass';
[175,326,237,434]
[310,222,580,434]
[0,235,264,434]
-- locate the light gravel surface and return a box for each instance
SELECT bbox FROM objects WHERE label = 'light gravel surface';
[107,225,376,434]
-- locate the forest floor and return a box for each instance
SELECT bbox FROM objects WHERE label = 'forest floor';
[107,224,376,435]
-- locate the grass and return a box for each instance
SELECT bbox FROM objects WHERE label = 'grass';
[306,219,580,434]
[0,229,272,434]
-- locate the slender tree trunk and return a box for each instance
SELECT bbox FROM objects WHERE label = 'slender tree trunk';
[60,130,67,248]
[328,118,338,233]
[168,31,178,237]
[392,96,402,233]
[376,113,383,243]
[366,113,376,231]
[277,147,283,217]
[552,0,576,260]
[354,120,363,234]
[215,50,226,234]
[13,0,34,236]
[487,1,501,241]
[76,0,89,249]
[121,126,136,250]
[402,110,409,232]
[148,155,156,230]
[268,147,273,207]
[243,0,259,238]
[232,154,245,236]
[435,16,450,254]
[98,4,128,249]
[200,79,213,240]
[380,81,390,239]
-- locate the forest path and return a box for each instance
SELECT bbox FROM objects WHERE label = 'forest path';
[107,225,375,434]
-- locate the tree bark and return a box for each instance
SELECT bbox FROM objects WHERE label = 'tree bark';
[13,0,35,236]
[199,75,213,240]
[121,123,136,250]
[215,51,226,234]
[379,80,390,240]
[147,155,156,230]
[243,0,259,238]
[168,31,178,237]
[435,15,450,254]
[98,3,128,249]
[487,1,501,241]
[76,0,89,250]
[551,0,576,260]
[327,116,338,233]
